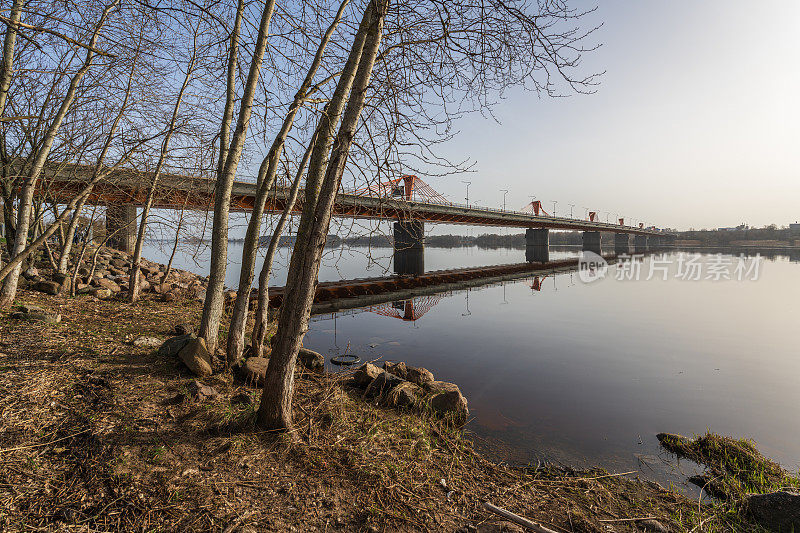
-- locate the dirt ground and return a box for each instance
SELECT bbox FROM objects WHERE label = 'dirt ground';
[0,288,757,532]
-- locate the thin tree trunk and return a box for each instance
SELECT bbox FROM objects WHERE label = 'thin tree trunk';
[129,53,195,302]
[199,0,278,354]
[257,0,388,432]
[164,199,187,283]
[0,0,24,120]
[69,203,98,296]
[250,139,314,359]
[0,0,118,307]
[225,0,350,365]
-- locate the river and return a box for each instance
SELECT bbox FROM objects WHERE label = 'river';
[143,241,800,490]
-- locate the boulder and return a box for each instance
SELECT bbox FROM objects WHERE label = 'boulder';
[177,337,212,377]
[364,370,404,398]
[406,366,434,386]
[429,389,469,422]
[32,280,60,295]
[298,347,324,370]
[353,363,381,388]
[188,380,219,400]
[239,357,269,386]
[138,280,151,292]
[383,381,423,408]
[745,490,800,531]
[22,266,39,279]
[383,361,408,379]
[174,323,194,336]
[96,278,121,293]
[28,310,61,324]
[17,304,43,313]
[132,335,162,348]
[157,334,194,358]
[93,288,112,299]
[424,380,462,395]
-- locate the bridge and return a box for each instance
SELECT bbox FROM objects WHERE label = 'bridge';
[31,162,673,273]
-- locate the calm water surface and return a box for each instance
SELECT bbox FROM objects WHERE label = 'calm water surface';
[145,242,800,489]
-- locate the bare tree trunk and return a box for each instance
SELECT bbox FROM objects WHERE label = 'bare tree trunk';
[129,52,195,302]
[164,200,187,283]
[257,0,388,432]
[225,0,350,366]
[250,140,313,359]
[57,199,87,273]
[0,0,118,307]
[69,203,98,296]
[0,0,24,120]
[199,0,277,354]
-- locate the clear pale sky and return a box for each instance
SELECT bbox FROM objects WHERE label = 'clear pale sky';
[425,0,799,231]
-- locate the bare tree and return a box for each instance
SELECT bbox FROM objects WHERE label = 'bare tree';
[225,0,350,366]
[0,0,119,307]
[198,0,278,354]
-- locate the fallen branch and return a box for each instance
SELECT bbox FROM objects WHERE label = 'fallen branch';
[483,502,561,533]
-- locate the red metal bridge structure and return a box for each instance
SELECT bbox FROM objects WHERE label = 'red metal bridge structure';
[29,162,672,255]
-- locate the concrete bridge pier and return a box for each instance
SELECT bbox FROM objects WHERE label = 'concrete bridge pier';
[393,220,424,276]
[525,228,549,263]
[614,233,630,255]
[582,231,602,254]
[106,204,137,253]
[633,234,648,253]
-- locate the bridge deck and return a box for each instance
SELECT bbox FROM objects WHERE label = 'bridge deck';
[34,161,667,236]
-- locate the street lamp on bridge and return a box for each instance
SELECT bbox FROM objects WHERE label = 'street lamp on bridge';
[568,203,575,218]
[552,200,558,217]
[500,189,508,211]
[462,181,471,207]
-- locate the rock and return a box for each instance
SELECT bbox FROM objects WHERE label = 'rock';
[96,278,121,293]
[383,381,423,408]
[132,335,162,348]
[353,363,381,388]
[429,387,469,422]
[406,366,434,386]
[111,258,128,269]
[22,266,39,279]
[639,519,670,532]
[75,283,89,291]
[17,304,43,313]
[382,361,408,379]
[138,279,151,292]
[93,288,112,299]
[298,347,324,370]
[188,379,219,400]
[745,490,800,531]
[32,280,60,295]
[28,311,61,324]
[239,357,269,386]
[174,323,194,336]
[231,392,254,405]
[52,272,69,285]
[9,311,26,319]
[157,334,195,358]
[177,338,212,377]
[424,380,462,395]
[364,370,405,398]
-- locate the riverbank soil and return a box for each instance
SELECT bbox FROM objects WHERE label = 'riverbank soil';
[0,288,766,531]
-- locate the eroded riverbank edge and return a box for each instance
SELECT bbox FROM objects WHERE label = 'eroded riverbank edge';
[0,260,781,531]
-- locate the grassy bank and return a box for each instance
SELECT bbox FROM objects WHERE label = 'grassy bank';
[0,288,778,531]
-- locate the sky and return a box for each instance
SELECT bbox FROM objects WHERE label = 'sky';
[421,0,800,231]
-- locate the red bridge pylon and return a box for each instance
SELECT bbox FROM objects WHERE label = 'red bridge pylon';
[520,200,550,216]
[353,175,449,204]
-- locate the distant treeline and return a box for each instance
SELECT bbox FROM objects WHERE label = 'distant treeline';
[675,226,798,246]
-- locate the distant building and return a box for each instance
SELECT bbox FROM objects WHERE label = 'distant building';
[790,222,800,234]
[717,224,749,232]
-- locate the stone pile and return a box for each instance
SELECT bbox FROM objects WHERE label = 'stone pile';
[352,361,469,422]
[237,347,326,385]
[20,246,207,301]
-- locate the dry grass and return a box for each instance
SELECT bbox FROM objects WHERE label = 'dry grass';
[0,288,764,532]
